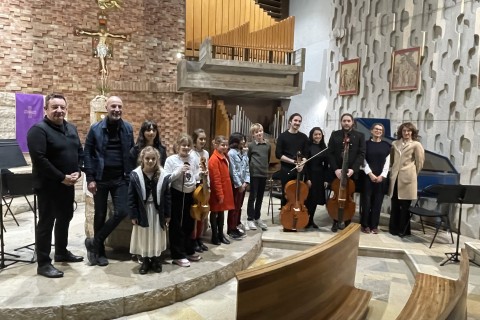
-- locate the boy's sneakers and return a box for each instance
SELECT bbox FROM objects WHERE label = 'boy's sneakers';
[255,219,268,231]
[247,220,257,230]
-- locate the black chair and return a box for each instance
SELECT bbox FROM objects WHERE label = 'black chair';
[267,170,282,224]
[404,184,456,248]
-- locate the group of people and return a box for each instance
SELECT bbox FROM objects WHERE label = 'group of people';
[27,94,272,278]
[27,92,424,279]
[275,113,425,237]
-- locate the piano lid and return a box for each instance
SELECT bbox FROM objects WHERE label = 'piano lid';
[0,139,28,170]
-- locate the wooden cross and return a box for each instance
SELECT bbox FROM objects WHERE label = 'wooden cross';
[74,14,130,78]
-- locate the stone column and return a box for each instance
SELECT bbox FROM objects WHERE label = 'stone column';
[84,95,132,251]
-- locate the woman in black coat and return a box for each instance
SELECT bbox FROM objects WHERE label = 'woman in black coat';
[304,127,329,229]
[130,120,168,167]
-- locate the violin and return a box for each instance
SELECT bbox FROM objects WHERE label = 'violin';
[280,151,309,231]
[191,157,210,221]
[326,134,356,229]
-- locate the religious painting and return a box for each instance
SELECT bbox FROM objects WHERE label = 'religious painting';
[339,58,360,95]
[391,47,420,91]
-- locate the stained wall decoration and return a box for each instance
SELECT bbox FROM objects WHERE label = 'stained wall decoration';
[327,0,480,238]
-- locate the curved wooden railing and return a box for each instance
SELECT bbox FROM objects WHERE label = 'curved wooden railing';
[396,248,469,320]
[235,224,371,320]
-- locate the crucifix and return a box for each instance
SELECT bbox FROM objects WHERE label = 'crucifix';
[74,12,130,93]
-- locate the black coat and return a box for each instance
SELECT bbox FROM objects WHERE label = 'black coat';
[128,168,171,229]
[327,129,366,181]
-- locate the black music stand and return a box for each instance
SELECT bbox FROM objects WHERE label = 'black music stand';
[440,185,480,266]
[0,139,31,269]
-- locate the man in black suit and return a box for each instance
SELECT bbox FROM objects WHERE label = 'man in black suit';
[327,113,366,232]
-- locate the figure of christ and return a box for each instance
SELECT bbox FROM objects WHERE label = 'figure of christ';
[74,27,130,77]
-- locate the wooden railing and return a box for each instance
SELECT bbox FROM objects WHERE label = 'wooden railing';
[396,248,469,320]
[235,224,372,320]
[185,0,294,58]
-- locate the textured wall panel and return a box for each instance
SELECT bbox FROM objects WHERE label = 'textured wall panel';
[328,0,480,237]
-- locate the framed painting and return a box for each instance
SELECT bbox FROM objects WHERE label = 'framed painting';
[339,58,360,95]
[391,47,420,91]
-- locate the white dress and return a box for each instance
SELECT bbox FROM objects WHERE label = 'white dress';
[129,171,167,258]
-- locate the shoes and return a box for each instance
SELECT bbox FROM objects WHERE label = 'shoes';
[84,238,98,265]
[54,251,84,263]
[331,222,338,233]
[197,239,208,251]
[152,257,163,273]
[219,234,231,245]
[311,222,319,229]
[37,264,64,278]
[371,228,379,234]
[193,241,203,253]
[97,255,109,266]
[237,224,246,233]
[173,258,191,267]
[361,227,371,234]
[211,235,220,245]
[255,219,268,231]
[187,254,202,262]
[139,258,150,275]
[228,230,243,241]
[243,222,250,231]
[246,220,257,230]
[236,229,247,238]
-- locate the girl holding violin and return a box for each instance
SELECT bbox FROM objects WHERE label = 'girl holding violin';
[326,113,366,232]
[305,127,329,229]
[164,133,203,267]
[190,128,210,253]
[227,132,250,240]
[208,135,235,245]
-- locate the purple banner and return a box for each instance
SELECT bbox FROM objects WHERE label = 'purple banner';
[15,93,44,152]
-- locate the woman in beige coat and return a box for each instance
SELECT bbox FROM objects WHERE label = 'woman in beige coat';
[388,122,425,236]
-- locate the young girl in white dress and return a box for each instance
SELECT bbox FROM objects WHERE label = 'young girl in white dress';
[128,146,171,274]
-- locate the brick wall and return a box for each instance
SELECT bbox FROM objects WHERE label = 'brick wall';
[0,0,200,151]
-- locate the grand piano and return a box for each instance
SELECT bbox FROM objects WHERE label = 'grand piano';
[355,118,460,190]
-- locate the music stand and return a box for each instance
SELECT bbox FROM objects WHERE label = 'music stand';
[0,139,30,269]
[441,185,480,266]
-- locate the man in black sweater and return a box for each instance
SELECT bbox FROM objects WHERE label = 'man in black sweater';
[275,113,309,207]
[327,113,366,232]
[27,93,84,278]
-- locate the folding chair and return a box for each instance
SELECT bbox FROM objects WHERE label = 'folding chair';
[405,184,457,248]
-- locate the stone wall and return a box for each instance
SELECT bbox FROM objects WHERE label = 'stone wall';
[0,0,203,151]
[327,0,480,237]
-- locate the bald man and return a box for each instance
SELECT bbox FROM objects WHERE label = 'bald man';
[84,96,134,266]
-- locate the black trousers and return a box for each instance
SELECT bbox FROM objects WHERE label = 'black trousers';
[361,178,386,229]
[389,180,412,235]
[92,177,129,256]
[247,176,267,221]
[36,184,75,266]
[169,188,195,260]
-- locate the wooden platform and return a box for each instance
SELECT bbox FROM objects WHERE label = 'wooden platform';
[235,223,371,320]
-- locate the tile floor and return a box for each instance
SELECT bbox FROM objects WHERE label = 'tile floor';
[1,193,480,319]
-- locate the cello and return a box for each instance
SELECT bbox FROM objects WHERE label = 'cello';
[326,134,356,230]
[191,157,210,221]
[280,151,309,231]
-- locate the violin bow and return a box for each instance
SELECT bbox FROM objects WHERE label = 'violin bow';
[289,147,329,172]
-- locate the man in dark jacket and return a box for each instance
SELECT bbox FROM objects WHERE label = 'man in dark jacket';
[27,93,84,278]
[327,113,366,232]
[84,95,134,266]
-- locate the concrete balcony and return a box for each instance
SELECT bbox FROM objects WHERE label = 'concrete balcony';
[177,38,305,99]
